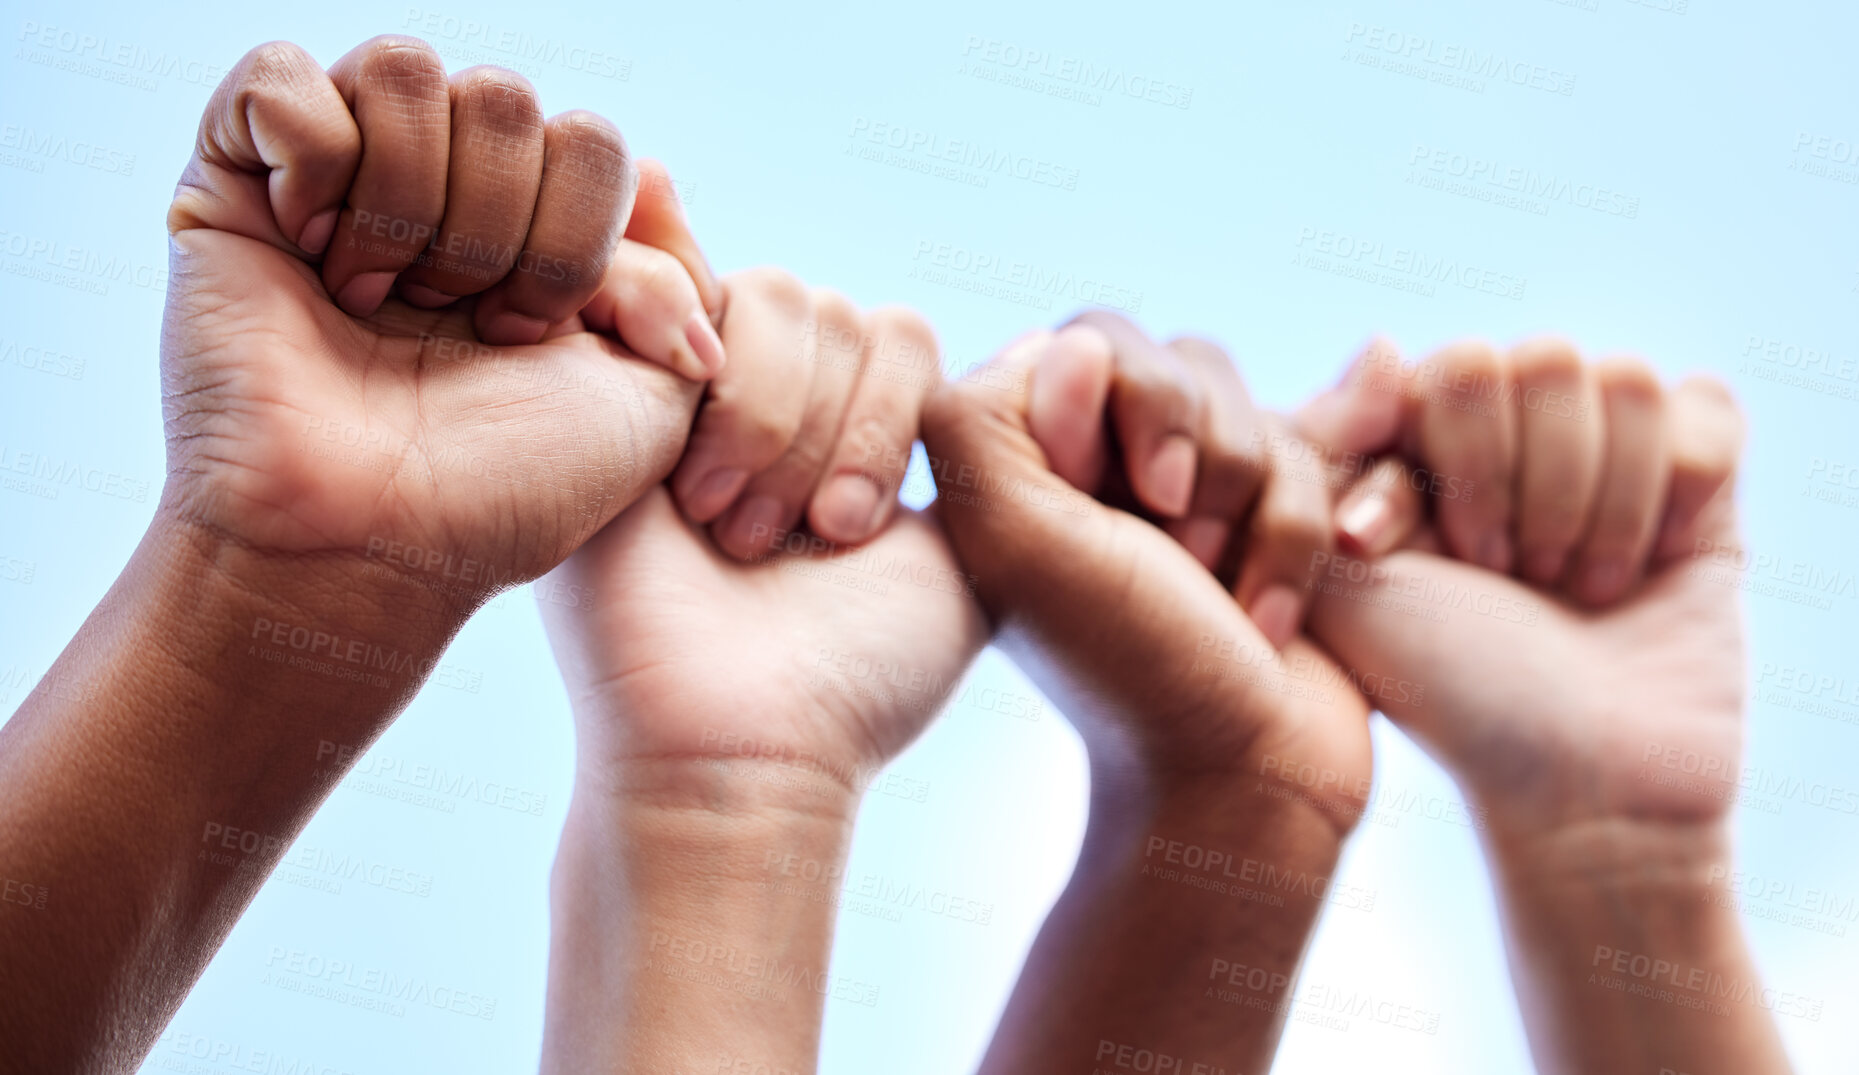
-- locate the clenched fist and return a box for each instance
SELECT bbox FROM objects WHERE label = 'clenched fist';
[162,36,722,607]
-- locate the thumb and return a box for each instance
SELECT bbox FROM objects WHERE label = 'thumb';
[623,158,724,324]
[921,330,1118,626]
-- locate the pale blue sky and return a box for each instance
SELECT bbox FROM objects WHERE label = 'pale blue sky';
[1,1,1855,1072]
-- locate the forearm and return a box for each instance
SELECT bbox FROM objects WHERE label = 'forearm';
[1487,815,1794,1075]
[0,514,466,1074]
[980,760,1348,1075]
[542,754,861,1075]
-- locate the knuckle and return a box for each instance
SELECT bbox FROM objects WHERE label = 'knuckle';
[732,266,810,319]
[1260,502,1333,565]
[1597,357,1664,406]
[1066,307,1136,338]
[357,36,447,93]
[1508,336,1582,384]
[729,405,805,466]
[630,247,692,307]
[1433,340,1501,399]
[865,305,941,377]
[1167,334,1236,372]
[809,288,863,339]
[844,411,910,471]
[548,109,629,171]
[1679,374,1745,433]
[241,40,316,84]
[456,67,543,134]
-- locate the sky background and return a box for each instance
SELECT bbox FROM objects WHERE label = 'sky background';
[1,0,1856,1071]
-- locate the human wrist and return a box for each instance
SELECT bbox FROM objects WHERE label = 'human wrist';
[149,502,479,651]
[1485,813,1736,928]
[1075,750,1351,912]
[542,757,863,1075]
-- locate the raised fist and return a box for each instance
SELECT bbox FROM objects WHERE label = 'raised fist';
[161,36,722,607]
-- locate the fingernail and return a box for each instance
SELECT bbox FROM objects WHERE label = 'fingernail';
[1477,530,1513,574]
[1338,492,1391,554]
[335,271,397,318]
[298,209,339,257]
[684,311,726,376]
[1175,517,1230,569]
[481,311,550,347]
[1145,434,1197,518]
[1577,559,1624,604]
[724,495,786,558]
[1247,583,1302,650]
[814,475,885,543]
[682,466,748,523]
[399,282,455,309]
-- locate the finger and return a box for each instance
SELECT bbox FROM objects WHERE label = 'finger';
[1295,336,1411,458]
[171,41,360,255]
[1069,310,1204,519]
[810,305,942,545]
[1027,323,1114,492]
[473,109,634,346]
[712,289,863,559]
[1414,341,1517,573]
[576,239,723,381]
[1168,337,1272,549]
[1508,337,1605,586]
[1566,358,1670,605]
[321,36,451,318]
[625,158,724,325]
[1655,376,1744,563]
[395,65,544,307]
[670,268,814,524]
[1234,418,1334,649]
[1335,457,1427,559]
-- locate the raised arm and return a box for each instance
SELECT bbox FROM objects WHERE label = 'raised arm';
[922,316,1374,1075]
[0,37,716,1074]
[1302,338,1793,1074]
[536,279,987,1073]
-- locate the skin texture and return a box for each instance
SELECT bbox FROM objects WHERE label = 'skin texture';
[1300,338,1792,1075]
[537,276,988,1074]
[919,319,1376,1075]
[0,40,718,1075]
